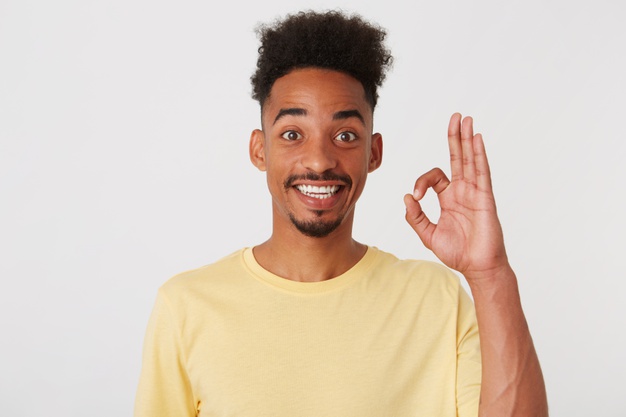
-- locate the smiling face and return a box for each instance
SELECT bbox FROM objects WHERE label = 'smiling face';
[249,68,383,238]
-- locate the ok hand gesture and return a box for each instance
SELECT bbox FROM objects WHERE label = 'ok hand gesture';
[404,113,509,282]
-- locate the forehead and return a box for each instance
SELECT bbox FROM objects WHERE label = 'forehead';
[263,68,372,123]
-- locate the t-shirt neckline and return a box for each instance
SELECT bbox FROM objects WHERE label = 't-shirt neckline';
[241,246,379,294]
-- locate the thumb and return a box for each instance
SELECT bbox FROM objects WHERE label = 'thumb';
[404,193,435,250]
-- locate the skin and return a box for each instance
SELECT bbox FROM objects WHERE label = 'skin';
[250,67,548,415]
[405,114,548,416]
[249,68,382,282]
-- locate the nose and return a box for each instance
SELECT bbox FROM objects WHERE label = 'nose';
[300,136,337,173]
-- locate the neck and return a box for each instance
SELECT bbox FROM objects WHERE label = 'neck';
[253,216,367,282]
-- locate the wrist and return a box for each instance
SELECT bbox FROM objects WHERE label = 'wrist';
[464,262,517,294]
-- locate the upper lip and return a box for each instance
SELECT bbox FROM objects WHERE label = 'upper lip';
[291,180,345,187]
[284,172,352,189]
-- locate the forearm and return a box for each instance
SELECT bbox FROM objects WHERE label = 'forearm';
[467,266,548,417]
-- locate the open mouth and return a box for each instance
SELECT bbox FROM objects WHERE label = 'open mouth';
[295,184,341,199]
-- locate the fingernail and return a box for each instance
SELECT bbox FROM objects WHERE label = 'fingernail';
[413,189,420,199]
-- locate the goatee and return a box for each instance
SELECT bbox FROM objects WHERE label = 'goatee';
[288,213,344,238]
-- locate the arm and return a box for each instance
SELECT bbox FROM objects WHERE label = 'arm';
[403,113,548,416]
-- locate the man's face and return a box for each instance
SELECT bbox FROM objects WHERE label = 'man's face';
[249,68,382,238]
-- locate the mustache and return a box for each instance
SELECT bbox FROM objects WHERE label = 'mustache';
[284,172,352,189]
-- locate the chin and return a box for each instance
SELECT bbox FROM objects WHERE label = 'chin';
[289,214,344,238]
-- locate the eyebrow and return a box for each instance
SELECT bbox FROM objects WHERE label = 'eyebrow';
[273,108,365,126]
[333,109,365,126]
[273,108,307,125]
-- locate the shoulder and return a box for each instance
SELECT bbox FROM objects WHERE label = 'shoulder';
[371,247,459,280]
[368,247,463,295]
[363,247,472,322]
[159,248,248,300]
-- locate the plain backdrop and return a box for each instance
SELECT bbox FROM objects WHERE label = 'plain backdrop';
[1,0,625,415]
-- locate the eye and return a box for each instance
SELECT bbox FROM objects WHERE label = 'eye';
[281,130,302,141]
[335,131,357,142]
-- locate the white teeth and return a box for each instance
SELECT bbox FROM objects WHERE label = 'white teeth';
[295,185,340,199]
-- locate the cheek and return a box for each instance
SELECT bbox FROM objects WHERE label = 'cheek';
[347,154,371,175]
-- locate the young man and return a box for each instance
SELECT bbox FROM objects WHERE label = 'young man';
[135,11,548,417]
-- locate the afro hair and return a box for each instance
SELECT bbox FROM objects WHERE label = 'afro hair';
[251,10,393,109]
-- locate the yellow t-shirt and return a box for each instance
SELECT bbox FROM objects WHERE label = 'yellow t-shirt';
[134,247,481,417]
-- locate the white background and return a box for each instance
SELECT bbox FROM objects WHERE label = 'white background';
[1,0,625,415]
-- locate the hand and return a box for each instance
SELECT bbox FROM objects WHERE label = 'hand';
[404,113,509,281]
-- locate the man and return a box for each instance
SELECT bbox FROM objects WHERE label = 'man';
[135,10,548,417]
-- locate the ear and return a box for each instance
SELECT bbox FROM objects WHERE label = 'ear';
[368,133,383,173]
[249,129,267,171]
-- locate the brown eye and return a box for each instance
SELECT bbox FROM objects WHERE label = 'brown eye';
[281,130,302,141]
[335,131,357,142]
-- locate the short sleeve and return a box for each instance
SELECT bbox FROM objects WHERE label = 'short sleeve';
[134,289,197,417]
[456,286,481,417]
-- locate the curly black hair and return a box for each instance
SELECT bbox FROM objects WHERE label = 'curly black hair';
[251,10,393,110]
